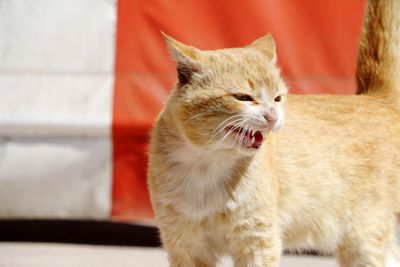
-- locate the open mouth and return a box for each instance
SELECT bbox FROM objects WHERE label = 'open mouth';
[225,126,264,149]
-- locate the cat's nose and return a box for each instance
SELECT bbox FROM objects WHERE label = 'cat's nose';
[263,108,277,126]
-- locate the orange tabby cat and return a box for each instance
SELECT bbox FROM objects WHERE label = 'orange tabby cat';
[148,0,400,266]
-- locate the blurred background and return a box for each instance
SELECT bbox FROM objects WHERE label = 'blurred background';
[0,0,370,265]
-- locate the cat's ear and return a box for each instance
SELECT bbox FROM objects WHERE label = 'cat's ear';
[162,32,202,85]
[247,34,277,64]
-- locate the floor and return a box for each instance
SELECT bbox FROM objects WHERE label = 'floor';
[0,242,338,267]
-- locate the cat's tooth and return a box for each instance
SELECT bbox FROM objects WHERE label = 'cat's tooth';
[251,136,255,144]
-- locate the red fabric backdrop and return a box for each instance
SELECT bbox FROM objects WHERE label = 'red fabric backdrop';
[112,0,366,221]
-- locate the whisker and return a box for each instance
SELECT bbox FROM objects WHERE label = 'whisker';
[211,120,247,152]
[236,121,249,153]
[236,121,251,157]
[210,115,248,137]
[196,120,239,154]
[181,112,211,124]
[194,115,246,154]
[210,118,248,141]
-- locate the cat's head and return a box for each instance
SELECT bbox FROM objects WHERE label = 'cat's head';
[164,33,287,156]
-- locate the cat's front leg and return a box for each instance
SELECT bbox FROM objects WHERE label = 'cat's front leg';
[163,231,218,267]
[168,251,216,267]
[231,235,281,267]
[158,213,217,267]
[230,223,281,267]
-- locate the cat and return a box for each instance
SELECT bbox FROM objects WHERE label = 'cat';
[147,0,400,266]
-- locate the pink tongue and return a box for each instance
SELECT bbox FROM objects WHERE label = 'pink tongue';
[243,131,264,148]
[253,131,263,148]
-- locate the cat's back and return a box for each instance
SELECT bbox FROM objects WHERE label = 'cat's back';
[282,94,400,148]
[276,93,400,185]
[272,94,400,251]
[287,94,400,125]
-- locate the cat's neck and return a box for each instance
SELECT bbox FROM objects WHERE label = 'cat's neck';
[154,114,255,218]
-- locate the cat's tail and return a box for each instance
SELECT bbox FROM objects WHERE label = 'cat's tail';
[356,0,400,100]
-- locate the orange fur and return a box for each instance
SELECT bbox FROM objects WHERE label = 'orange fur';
[148,1,400,266]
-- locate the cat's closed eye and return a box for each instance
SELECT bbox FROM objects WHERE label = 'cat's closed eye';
[233,94,254,102]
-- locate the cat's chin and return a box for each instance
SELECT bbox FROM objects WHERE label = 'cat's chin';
[225,126,267,151]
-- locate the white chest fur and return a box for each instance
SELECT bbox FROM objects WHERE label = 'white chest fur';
[162,144,238,219]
